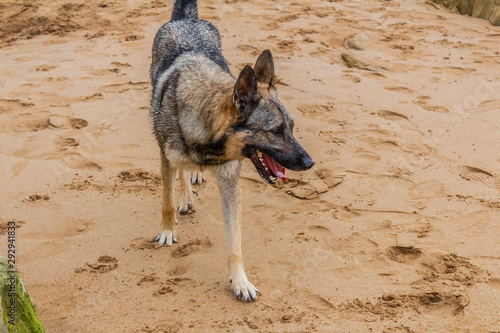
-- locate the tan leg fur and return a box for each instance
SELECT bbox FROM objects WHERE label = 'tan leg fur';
[213,161,260,301]
[156,154,178,246]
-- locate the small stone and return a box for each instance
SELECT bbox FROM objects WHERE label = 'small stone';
[77,225,87,232]
[48,115,67,128]
[345,33,370,50]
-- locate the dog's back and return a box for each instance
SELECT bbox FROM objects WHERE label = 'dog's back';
[150,0,230,86]
[150,0,239,167]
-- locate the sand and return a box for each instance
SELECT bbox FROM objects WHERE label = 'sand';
[1,0,500,332]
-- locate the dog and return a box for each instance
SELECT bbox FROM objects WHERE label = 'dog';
[149,0,314,301]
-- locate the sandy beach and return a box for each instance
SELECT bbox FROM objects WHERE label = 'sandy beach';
[1,0,500,331]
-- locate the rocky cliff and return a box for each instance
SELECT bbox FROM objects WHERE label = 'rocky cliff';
[434,0,500,25]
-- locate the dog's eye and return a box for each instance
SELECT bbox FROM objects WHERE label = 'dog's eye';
[271,124,284,135]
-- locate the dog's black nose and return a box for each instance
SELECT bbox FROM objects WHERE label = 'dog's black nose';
[302,155,314,170]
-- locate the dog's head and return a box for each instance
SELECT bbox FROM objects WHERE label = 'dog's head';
[232,50,314,184]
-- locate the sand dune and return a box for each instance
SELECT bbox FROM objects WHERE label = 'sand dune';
[1,0,500,331]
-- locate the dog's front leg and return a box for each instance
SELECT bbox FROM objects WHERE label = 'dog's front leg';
[155,153,178,246]
[214,161,260,302]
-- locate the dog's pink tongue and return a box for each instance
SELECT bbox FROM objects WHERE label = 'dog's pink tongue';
[262,153,286,180]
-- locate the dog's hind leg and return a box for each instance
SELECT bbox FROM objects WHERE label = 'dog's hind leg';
[155,153,178,246]
[177,168,195,215]
[213,160,260,302]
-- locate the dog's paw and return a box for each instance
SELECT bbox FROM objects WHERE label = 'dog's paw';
[177,190,196,215]
[229,275,260,302]
[155,229,178,246]
[190,171,205,185]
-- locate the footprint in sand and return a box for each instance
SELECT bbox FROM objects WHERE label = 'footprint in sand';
[55,137,80,148]
[489,278,500,291]
[84,256,118,273]
[328,233,379,257]
[419,253,486,286]
[102,81,149,94]
[384,86,414,94]
[460,165,498,189]
[354,149,381,162]
[124,34,145,42]
[309,46,336,64]
[10,116,51,134]
[342,74,361,83]
[307,225,332,240]
[346,291,470,317]
[0,219,26,235]
[81,66,120,76]
[471,99,500,114]
[276,14,299,23]
[62,153,101,171]
[296,104,335,121]
[418,102,449,113]
[27,194,50,202]
[22,217,95,240]
[441,66,476,75]
[276,40,301,56]
[166,260,188,277]
[0,98,35,114]
[385,246,423,264]
[70,118,89,129]
[130,237,163,250]
[30,64,59,72]
[153,277,192,296]
[236,44,259,56]
[377,109,409,121]
[111,61,132,68]
[7,114,88,134]
[137,274,156,286]
[170,238,212,259]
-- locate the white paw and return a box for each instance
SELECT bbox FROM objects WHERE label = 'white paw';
[191,171,205,185]
[229,275,260,302]
[155,229,178,246]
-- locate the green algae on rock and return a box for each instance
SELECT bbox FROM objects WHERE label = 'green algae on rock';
[1,257,45,333]
[341,53,386,72]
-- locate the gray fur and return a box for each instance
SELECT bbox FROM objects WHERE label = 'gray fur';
[171,0,198,21]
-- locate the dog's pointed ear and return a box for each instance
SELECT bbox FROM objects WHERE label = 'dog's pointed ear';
[234,65,257,110]
[254,49,275,88]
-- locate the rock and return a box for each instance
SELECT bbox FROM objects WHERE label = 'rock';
[286,186,319,200]
[434,0,500,26]
[345,33,370,50]
[315,168,344,188]
[0,256,46,332]
[341,53,386,72]
[48,115,67,128]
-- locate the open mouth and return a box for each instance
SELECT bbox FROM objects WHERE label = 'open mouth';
[249,149,286,184]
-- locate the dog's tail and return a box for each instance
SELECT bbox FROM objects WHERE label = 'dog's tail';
[171,0,198,21]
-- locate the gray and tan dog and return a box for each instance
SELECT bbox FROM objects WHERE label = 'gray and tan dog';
[149,0,314,301]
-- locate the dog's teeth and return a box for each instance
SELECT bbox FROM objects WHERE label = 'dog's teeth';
[256,150,262,158]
